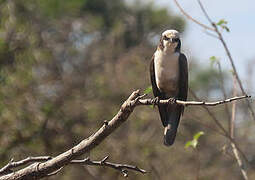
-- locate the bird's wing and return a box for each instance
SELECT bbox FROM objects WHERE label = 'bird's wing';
[164,53,188,146]
[150,55,160,97]
[150,55,168,126]
[178,53,188,114]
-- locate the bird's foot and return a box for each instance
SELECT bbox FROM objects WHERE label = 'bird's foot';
[167,98,176,105]
[151,97,160,108]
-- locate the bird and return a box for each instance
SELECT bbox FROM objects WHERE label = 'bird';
[149,29,188,146]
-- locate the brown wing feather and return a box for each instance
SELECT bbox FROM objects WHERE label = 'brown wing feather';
[178,53,188,114]
[150,55,168,127]
[150,55,160,97]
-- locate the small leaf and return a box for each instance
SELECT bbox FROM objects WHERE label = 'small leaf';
[144,86,152,94]
[185,139,197,148]
[217,19,227,26]
[209,56,219,67]
[185,131,204,149]
[193,131,204,141]
[222,25,230,32]
[185,140,193,148]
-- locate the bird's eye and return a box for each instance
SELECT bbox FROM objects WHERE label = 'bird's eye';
[163,36,170,41]
[172,38,179,42]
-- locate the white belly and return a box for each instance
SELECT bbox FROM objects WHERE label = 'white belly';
[154,50,179,96]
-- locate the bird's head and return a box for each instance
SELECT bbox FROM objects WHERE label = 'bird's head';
[159,29,181,52]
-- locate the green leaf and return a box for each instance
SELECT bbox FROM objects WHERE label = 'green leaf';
[217,19,227,26]
[193,131,204,141]
[144,86,152,94]
[185,140,195,148]
[222,25,230,32]
[216,19,230,32]
[185,131,204,149]
[209,56,219,67]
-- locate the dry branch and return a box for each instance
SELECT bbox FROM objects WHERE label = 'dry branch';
[0,157,52,175]
[71,156,146,177]
[0,156,145,178]
[0,90,250,180]
[138,95,250,106]
[174,0,255,122]
[0,90,144,180]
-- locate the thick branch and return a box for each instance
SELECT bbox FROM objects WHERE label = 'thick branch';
[0,157,52,175]
[0,90,249,180]
[0,90,142,180]
[0,156,145,178]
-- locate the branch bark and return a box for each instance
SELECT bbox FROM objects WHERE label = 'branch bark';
[0,156,146,178]
[0,90,250,180]
[0,90,143,180]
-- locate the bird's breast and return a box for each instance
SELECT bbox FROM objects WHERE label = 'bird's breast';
[154,51,180,96]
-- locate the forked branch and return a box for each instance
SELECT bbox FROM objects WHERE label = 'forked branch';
[0,156,146,178]
[0,90,250,180]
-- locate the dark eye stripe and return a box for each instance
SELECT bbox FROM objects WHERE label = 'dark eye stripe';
[172,38,179,42]
[163,36,170,40]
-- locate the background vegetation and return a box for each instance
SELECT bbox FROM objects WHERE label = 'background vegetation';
[0,0,254,179]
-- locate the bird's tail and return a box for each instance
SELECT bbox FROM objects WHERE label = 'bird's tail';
[163,106,181,146]
[164,124,177,146]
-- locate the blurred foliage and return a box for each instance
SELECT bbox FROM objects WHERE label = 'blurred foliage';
[0,0,254,179]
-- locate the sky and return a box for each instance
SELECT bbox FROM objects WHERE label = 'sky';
[154,0,255,96]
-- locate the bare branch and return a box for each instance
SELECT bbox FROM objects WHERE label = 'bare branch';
[189,89,249,165]
[230,77,249,180]
[0,90,144,180]
[197,0,213,24]
[71,156,146,177]
[214,25,255,121]
[216,61,232,131]
[173,0,214,31]
[174,0,255,121]
[0,157,52,175]
[0,155,145,178]
[0,90,250,179]
[138,95,250,107]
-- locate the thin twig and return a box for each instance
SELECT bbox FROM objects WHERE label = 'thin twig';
[197,0,213,24]
[214,25,255,121]
[204,30,219,39]
[71,156,146,177]
[0,90,250,180]
[0,90,144,180]
[173,0,255,121]
[0,155,146,178]
[216,61,232,132]
[189,89,249,165]
[138,95,250,107]
[196,0,255,121]
[230,77,249,180]
[173,0,214,31]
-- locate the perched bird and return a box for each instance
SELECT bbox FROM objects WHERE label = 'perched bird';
[150,29,188,146]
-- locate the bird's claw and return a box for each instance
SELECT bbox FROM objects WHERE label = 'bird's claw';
[167,98,176,104]
[151,97,160,108]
